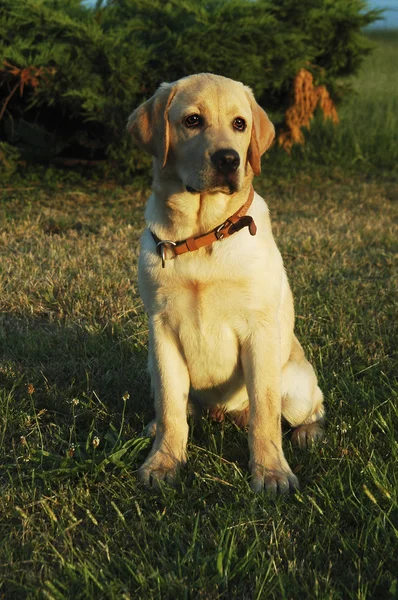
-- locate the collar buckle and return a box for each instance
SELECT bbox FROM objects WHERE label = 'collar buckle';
[215,219,232,241]
[156,240,177,268]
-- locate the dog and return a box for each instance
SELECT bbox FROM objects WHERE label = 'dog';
[128,73,325,493]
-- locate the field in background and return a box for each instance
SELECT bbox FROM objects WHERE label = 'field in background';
[268,30,398,173]
[0,32,397,599]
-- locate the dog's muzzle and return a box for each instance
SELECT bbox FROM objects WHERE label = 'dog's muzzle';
[211,149,240,175]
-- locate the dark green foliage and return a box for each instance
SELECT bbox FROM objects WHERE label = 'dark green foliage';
[0,0,379,173]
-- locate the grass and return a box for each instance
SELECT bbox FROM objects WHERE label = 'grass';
[0,32,397,600]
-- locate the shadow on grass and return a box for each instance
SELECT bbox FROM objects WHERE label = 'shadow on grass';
[0,312,254,483]
[0,312,152,468]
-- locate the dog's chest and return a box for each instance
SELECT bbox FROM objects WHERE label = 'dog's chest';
[164,273,245,388]
[150,252,262,389]
[164,273,246,330]
[139,224,278,390]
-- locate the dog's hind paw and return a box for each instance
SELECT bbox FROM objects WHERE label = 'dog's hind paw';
[291,421,324,449]
[142,419,157,438]
[138,450,185,489]
[229,407,249,429]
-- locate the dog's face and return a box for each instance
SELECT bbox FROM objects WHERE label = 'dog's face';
[128,74,275,194]
[167,76,253,194]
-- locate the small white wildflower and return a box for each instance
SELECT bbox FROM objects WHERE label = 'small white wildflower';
[122,392,130,402]
[92,436,100,448]
[72,398,80,406]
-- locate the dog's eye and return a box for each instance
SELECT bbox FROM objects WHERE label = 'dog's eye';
[184,114,201,128]
[233,118,246,131]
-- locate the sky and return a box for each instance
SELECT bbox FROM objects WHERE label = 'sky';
[368,0,398,28]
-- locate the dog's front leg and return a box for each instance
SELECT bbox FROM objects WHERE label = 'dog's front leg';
[139,318,190,488]
[242,323,299,494]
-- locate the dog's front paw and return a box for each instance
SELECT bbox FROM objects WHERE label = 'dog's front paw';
[250,458,299,494]
[138,450,185,488]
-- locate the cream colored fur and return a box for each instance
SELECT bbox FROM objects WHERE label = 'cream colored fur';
[128,73,325,493]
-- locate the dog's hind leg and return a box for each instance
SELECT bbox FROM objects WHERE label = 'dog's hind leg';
[142,419,157,438]
[281,335,325,448]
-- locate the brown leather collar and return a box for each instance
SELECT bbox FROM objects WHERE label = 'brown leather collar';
[151,186,256,267]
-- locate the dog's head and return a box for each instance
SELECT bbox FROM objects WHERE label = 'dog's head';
[128,74,274,194]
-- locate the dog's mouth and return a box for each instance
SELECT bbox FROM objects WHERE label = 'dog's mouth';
[186,174,239,196]
[183,155,242,195]
[186,183,237,195]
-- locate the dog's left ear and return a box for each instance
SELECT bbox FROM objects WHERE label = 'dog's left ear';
[127,82,177,168]
[244,87,275,176]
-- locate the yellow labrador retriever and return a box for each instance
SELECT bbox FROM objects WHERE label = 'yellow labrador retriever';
[128,73,324,493]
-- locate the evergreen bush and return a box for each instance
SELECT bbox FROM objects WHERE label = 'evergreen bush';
[0,0,379,175]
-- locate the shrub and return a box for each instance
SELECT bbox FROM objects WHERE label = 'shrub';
[0,141,21,180]
[0,0,379,174]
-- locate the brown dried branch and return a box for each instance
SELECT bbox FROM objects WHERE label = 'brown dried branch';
[0,61,56,123]
[279,69,339,151]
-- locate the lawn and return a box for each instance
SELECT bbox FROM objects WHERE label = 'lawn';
[0,33,397,599]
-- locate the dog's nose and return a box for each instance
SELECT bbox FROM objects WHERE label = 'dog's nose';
[211,149,240,175]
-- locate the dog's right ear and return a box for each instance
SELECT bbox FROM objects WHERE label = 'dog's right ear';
[127,82,177,168]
